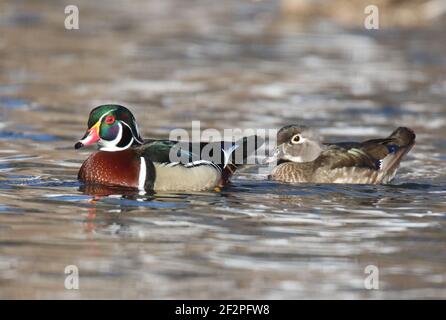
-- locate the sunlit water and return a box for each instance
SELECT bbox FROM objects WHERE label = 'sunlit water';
[0,1,445,299]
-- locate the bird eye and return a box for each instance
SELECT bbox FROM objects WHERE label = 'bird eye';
[105,115,115,125]
[291,134,301,144]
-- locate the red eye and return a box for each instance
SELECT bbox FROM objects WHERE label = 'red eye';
[105,115,115,125]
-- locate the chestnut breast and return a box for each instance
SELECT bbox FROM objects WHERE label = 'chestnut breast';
[78,150,142,188]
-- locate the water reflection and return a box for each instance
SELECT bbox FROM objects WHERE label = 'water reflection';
[0,0,445,299]
[79,184,152,198]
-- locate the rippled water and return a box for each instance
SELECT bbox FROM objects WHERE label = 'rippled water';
[0,0,445,299]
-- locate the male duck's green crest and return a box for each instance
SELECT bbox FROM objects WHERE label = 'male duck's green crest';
[75,104,144,151]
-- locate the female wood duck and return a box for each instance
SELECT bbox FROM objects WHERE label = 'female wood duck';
[75,104,262,192]
[265,125,416,184]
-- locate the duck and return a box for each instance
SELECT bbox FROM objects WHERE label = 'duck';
[74,104,263,192]
[265,125,416,184]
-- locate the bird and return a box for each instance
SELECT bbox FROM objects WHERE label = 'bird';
[74,104,263,192]
[265,125,416,184]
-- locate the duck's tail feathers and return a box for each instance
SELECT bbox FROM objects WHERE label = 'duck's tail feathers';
[386,127,416,147]
[377,127,416,183]
[219,135,264,184]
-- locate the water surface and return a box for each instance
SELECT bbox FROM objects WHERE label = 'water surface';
[0,0,445,299]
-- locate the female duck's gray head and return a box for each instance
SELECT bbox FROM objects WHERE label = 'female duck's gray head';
[265,125,323,164]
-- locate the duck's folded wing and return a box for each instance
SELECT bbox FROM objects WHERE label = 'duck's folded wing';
[318,127,415,173]
[141,139,191,164]
[141,136,263,168]
[316,146,385,171]
[140,140,216,171]
[139,140,222,191]
[139,137,263,190]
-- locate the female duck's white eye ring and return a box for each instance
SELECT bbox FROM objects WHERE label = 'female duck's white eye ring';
[291,134,302,144]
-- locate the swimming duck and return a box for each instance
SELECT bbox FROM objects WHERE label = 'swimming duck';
[265,125,416,184]
[75,104,263,192]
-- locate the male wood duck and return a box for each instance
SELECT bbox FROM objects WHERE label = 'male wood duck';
[265,125,416,184]
[75,104,263,192]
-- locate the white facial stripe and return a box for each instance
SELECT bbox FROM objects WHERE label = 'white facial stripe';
[77,109,116,146]
[122,121,144,144]
[98,122,122,150]
[133,121,144,144]
[98,122,135,151]
[93,109,119,150]
[94,108,144,151]
[138,157,147,191]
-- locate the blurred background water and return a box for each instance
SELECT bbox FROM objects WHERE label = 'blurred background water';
[0,0,445,299]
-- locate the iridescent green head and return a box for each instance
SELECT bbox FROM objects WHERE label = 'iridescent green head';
[75,104,144,151]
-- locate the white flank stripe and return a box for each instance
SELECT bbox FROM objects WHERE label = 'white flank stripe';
[138,157,147,191]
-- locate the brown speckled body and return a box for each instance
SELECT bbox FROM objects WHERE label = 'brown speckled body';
[78,150,141,188]
[270,162,385,184]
